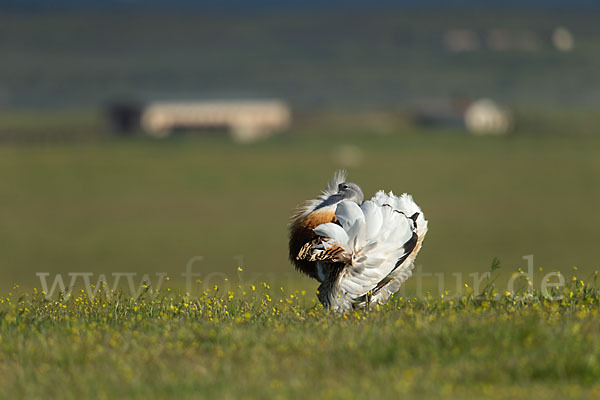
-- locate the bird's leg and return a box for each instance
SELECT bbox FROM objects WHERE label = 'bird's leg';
[365,290,372,311]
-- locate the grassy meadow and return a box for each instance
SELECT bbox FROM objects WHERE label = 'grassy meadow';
[1,120,599,292]
[1,117,600,398]
[1,273,600,399]
[2,4,600,398]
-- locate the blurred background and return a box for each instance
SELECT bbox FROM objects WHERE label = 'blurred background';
[1,0,599,294]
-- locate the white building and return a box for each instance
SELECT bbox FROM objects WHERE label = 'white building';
[140,100,291,142]
[464,98,512,136]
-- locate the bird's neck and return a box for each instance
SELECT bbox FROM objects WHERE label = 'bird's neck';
[313,194,342,212]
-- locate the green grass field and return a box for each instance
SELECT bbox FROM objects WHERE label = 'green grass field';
[1,124,599,292]
[2,5,600,398]
[1,121,600,398]
[1,274,600,399]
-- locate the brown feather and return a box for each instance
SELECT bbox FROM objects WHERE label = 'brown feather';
[288,206,338,280]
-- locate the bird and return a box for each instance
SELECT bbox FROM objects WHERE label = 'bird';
[289,170,428,312]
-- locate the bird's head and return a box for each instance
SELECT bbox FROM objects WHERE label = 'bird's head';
[337,182,364,205]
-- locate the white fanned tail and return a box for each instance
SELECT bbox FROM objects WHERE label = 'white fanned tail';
[313,191,428,311]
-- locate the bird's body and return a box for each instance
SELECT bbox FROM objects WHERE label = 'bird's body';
[288,171,428,312]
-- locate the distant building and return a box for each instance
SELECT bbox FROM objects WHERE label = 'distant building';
[464,98,512,135]
[552,27,574,52]
[140,100,291,142]
[443,28,541,53]
[411,97,513,136]
[106,100,142,134]
[443,29,480,52]
[106,99,291,142]
[486,29,540,52]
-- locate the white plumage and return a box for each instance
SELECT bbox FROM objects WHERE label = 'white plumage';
[289,171,428,312]
[313,192,427,311]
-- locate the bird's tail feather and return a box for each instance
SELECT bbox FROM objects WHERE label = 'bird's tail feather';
[312,192,427,311]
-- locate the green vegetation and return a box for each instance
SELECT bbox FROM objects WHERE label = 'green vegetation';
[1,268,599,399]
[1,110,598,398]
[2,5,599,398]
[1,126,599,292]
